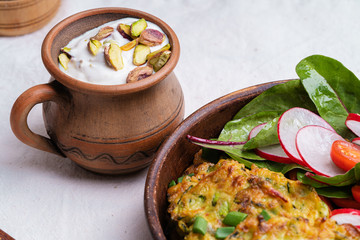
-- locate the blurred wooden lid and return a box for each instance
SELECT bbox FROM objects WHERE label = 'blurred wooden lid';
[0,0,61,36]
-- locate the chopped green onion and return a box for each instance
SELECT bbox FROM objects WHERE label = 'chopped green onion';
[260,209,271,221]
[212,192,220,206]
[215,226,235,239]
[177,176,184,183]
[199,195,206,202]
[219,201,229,217]
[168,180,176,188]
[193,216,208,235]
[177,173,194,183]
[223,211,247,226]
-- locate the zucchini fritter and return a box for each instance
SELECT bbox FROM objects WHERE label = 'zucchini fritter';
[167,160,360,240]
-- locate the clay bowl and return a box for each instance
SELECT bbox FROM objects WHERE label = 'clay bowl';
[0,0,60,36]
[144,80,288,239]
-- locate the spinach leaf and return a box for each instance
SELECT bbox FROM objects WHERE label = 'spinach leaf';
[214,111,282,159]
[295,55,360,114]
[189,138,265,160]
[296,57,355,138]
[218,111,282,143]
[243,117,280,150]
[234,80,317,119]
[227,153,257,169]
[304,162,360,187]
[229,153,309,174]
[201,147,224,163]
[315,186,352,198]
[297,171,329,188]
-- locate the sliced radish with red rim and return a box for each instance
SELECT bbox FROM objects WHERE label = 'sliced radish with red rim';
[296,125,346,177]
[278,107,335,165]
[249,124,292,164]
[352,137,360,146]
[331,208,360,229]
[346,113,360,137]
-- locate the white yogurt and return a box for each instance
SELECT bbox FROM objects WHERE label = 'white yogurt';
[60,18,169,85]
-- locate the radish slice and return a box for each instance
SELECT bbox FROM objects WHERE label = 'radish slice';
[346,113,360,137]
[331,208,360,228]
[278,107,335,165]
[249,124,292,164]
[296,125,346,177]
[352,137,360,146]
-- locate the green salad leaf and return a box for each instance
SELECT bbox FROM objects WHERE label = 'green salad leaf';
[229,80,318,152]
[229,153,309,174]
[192,55,360,192]
[218,111,281,142]
[303,162,360,187]
[296,55,360,114]
[297,171,329,188]
[234,79,317,119]
[315,187,352,199]
[296,56,355,139]
[298,171,354,199]
[243,117,280,150]
[189,138,265,160]
[215,111,281,159]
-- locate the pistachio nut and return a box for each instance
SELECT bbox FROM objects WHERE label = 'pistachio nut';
[126,66,153,83]
[120,39,138,51]
[117,23,133,41]
[60,47,72,58]
[146,43,171,60]
[87,39,102,56]
[61,47,71,53]
[133,44,151,66]
[104,43,124,71]
[139,29,165,47]
[58,53,70,70]
[149,50,171,72]
[103,39,118,45]
[130,18,147,38]
[92,26,114,41]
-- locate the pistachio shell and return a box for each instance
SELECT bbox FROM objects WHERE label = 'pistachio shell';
[117,23,133,41]
[104,43,124,71]
[87,39,102,56]
[58,53,70,70]
[130,18,147,38]
[126,66,153,83]
[133,44,151,66]
[139,29,165,47]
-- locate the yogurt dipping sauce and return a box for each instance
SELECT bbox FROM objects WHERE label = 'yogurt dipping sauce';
[59,17,169,85]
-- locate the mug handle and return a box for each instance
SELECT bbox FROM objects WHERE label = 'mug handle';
[10,82,65,157]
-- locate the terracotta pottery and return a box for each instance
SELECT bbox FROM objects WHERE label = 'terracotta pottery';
[144,80,288,239]
[10,8,183,174]
[0,229,14,240]
[0,0,60,36]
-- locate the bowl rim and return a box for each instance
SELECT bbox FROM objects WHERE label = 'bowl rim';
[144,80,289,239]
[41,7,180,95]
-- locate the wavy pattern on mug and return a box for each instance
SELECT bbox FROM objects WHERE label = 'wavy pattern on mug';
[58,143,159,165]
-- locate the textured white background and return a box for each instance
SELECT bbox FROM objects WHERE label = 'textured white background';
[1,0,360,239]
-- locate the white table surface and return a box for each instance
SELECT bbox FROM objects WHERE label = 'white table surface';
[2,0,360,239]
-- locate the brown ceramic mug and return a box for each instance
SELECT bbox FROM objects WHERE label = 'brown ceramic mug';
[10,8,184,174]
